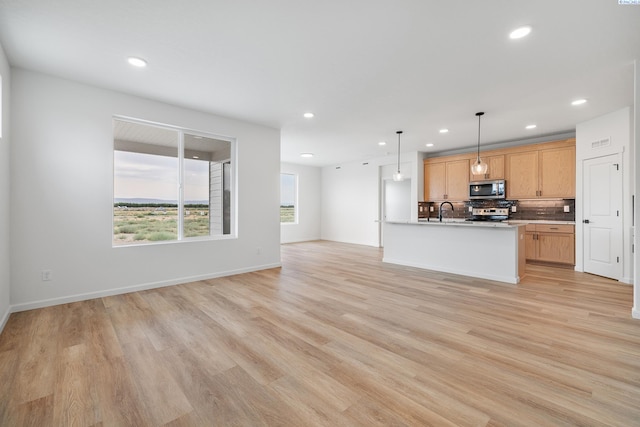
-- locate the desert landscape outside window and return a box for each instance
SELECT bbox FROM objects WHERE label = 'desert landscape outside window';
[113,118,234,245]
[280,173,297,224]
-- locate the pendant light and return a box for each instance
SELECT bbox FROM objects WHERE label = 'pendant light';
[470,112,488,176]
[393,130,404,181]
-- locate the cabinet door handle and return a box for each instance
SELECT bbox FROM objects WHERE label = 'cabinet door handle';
[550,227,558,230]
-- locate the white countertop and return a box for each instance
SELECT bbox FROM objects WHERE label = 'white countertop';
[507,220,575,225]
[395,220,520,228]
[412,219,575,226]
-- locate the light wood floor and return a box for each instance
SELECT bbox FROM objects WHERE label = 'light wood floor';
[1,240,639,426]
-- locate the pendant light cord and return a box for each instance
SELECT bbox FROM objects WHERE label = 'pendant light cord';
[396,130,403,173]
[476,112,484,162]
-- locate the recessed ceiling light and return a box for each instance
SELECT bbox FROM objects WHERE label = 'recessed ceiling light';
[571,99,587,106]
[300,153,314,158]
[509,26,532,39]
[192,156,199,159]
[426,143,434,147]
[303,112,314,118]
[127,57,147,67]
[378,141,386,146]
[525,124,537,129]
[439,129,449,134]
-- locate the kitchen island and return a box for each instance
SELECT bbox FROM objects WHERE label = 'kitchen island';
[383,220,526,284]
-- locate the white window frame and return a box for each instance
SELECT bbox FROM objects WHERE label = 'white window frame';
[112,115,237,246]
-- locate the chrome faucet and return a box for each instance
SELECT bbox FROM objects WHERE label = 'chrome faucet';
[438,201,454,222]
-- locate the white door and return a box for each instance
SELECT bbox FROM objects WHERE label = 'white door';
[380,179,411,247]
[583,154,623,280]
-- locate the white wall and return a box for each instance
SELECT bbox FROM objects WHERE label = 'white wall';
[321,152,421,247]
[280,162,321,243]
[0,43,10,331]
[634,60,639,319]
[10,69,281,310]
[576,107,633,283]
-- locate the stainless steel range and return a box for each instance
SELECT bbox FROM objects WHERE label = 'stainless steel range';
[467,207,510,222]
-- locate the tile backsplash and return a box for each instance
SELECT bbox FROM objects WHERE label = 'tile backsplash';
[508,199,575,221]
[418,199,575,222]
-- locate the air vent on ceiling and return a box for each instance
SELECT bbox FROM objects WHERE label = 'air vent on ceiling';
[591,137,611,149]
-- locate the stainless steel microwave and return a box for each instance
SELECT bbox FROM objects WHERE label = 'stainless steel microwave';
[469,179,506,199]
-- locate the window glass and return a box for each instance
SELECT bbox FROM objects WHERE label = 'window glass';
[280,173,297,224]
[183,133,232,237]
[113,119,234,245]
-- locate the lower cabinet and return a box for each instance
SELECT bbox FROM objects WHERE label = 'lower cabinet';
[525,224,575,265]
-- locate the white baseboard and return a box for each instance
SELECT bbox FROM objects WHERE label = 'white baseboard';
[10,262,281,313]
[281,237,321,244]
[0,305,11,335]
[633,307,640,320]
[620,276,634,285]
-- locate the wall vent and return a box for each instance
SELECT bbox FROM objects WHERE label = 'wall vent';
[591,137,611,149]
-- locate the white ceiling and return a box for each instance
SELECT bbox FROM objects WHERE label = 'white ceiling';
[0,0,638,166]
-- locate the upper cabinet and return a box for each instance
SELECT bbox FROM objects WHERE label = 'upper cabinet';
[470,154,504,181]
[506,144,575,199]
[424,138,575,201]
[424,158,469,201]
[424,162,446,201]
[539,146,575,198]
[505,150,539,199]
[446,159,471,200]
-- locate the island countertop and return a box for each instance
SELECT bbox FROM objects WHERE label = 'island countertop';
[392,219,516,228]
[401,219,575,227]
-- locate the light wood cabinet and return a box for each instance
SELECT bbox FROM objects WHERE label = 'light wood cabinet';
[506,151,538,198]
[446,159,470,201]
[525,229,537,260]
[423,137,575,202]
[539,146,575,198]
[470,154,504,181]
[506,145,575,199]
[424,159,469,201]
[424,162,446,201]
[524,224,575,265]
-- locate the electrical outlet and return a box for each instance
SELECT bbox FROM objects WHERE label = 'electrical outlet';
[511,206,517,213]
[468,206,473,212]
[564,205,570,213]
[42,270,52,281]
